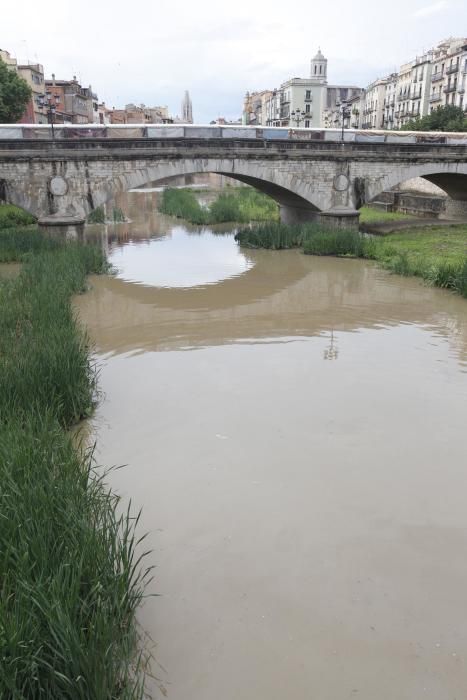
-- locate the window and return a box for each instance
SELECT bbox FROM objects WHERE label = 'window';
[314,66,317,74]
[305,90,311,100]
[305,120,310,128]
[319,65,322,74]
[305,103,310,113]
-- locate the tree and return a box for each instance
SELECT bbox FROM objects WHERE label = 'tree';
[0,58,32,123]
[401,104,467,132]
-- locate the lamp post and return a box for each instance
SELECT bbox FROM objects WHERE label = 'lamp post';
[291,108,307,127]
[36,91,61,139]
[339,101,351,141]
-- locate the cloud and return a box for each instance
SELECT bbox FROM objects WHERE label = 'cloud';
[413,1,449,17]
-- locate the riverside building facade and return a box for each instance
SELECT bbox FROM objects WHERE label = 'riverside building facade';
[243,37,467,131]
[245,50,361,129]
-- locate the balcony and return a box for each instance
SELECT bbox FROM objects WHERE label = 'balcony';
[446,64,459,75]
[443,85,458,93]
[431,71,444,82]
[429,94,442,102]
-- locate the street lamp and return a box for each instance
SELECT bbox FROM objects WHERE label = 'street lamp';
[36,91,61,139]
[291,108,307,127]
[338,101,351,142]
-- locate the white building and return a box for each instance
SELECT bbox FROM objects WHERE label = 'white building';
[428,37,467,114]
[259,50,361,128]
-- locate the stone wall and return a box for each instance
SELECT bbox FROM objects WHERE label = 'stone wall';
[397,177,446,197]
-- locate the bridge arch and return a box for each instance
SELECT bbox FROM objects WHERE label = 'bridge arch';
[89,159,323,223]
[368,163,467,203]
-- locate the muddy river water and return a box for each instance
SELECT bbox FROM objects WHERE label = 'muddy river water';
[76,189,467,700]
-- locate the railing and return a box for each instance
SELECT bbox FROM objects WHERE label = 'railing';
[429,94,442,102]
[443,85,458,93]
[446,64,459,75]
[431,72,444,82]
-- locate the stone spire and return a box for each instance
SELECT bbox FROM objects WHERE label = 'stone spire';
[310,48,328,84]
[181,90,193,123]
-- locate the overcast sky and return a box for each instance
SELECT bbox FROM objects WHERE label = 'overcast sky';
[3,0,467,122]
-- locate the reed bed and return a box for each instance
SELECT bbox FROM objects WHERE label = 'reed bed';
[237,222,467,298]
[0,228,151,697]
[159,186,279,225]
[235,222,318,249]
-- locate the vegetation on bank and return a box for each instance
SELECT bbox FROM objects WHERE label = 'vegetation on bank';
[235,222,467,298]
[0,203,36,230]
[401,104,467,132]
[0,227,150,697]
[359,206,416,224]
[159,186,279,224]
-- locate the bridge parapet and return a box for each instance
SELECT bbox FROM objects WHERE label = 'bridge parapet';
[0,138,466,230]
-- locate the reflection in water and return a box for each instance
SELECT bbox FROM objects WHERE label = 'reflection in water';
[78,190,467,700]
[323,330,339,360]
[110,227,253,289]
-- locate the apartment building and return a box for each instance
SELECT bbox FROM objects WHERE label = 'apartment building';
[243,90,274,126]
[44,76,96,124]
[382,74,398,129]
[428,37,467,113]
[109,103,172,124]
[359,37,467,130]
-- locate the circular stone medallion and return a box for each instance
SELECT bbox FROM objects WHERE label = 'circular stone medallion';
[49,175,68,196]
[333,174,350,192]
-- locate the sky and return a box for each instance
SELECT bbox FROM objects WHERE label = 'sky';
[2,0,467,123]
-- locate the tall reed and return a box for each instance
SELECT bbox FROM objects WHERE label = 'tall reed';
[0,228,151,697]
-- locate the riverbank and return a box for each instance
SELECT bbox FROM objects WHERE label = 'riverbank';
[159,186,279,224]
[0,227,150,697]
[235,222,467,298]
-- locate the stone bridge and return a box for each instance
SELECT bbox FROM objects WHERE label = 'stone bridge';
[0,137,467,235]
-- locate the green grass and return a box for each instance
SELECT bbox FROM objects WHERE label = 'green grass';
[0,203,36,230]
[359,206,417,224]
[159,186,279,225]
[0,228,151,697]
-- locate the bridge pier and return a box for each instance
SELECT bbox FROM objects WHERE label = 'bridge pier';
[279,204,319,225]
[439,199,467,222]
[318,207,360,231]
[38,216,85,241]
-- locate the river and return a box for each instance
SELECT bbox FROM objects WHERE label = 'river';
[76,188,467,700]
